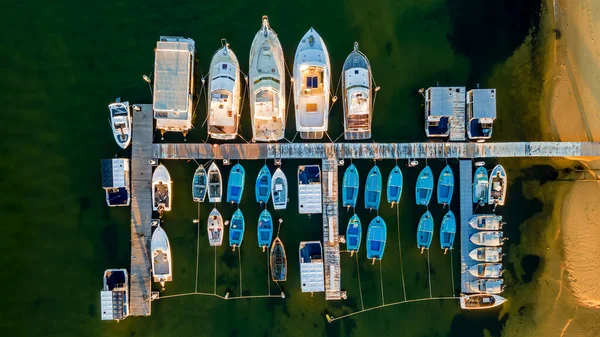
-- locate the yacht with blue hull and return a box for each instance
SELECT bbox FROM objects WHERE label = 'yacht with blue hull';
[257,209,273,252]
[415,166,434,206]
[342,164,359,210]
[192,166,207,202]
[364,165,382,211]
[473,166,489,205]
[437,165,454,206]
[255,165,271,204]
[227,164,245,204]
[386,165,403,207]
[366,216,387,264]
[440,211,456,254]
[345,214,362,256]
[417,211,434,253]
[229,209,245,251]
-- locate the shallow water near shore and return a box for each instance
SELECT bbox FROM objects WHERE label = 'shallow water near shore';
[1,0,555,336]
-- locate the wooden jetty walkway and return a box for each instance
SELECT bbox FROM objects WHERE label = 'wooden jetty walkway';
[458,160,477,293]
[321,152,342,300]
[129,104,153,316]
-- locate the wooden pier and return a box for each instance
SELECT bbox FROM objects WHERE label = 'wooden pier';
[129,104,153,316]
[321,149,342,300]
[458,160,477,293]
[449,91,466,141]
[153,142,600,160]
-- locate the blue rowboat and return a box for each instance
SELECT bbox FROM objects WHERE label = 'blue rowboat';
[257,209,273,252]
[192,166,207,202]
[473,166,489,205]
[366,216,387,263]
[227,164,245,204]
[440,210,456,254]
[386,165,403,207]
[345,214,362,255]
[229,209,245,251]
[255,165,271,204]
[437,165,454,206]
[417,210,434,253]
[415,166,433,206]
[342,164,359,210]
[364,165,382,211]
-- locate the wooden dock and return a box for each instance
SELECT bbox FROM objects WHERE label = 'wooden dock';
[129,104,153,316]
[153,142,600,160]
[449,90,466,141]
[321,147,342,300]
[458,160,477,294]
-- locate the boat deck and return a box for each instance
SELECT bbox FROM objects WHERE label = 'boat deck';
[129,104,153,316]
[321,149,341,300]
[459,160,478,293]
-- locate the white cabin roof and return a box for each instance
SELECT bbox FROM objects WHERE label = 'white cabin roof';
[298,165,322,214]
[426,87,465,117]
[299,241,324,292]
[101,159,129,188]
[469,89,497,119]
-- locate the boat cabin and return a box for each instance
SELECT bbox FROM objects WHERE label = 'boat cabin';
[467,89,497,141]
[297,65,327,131]
[101,158,130,207]
[153,36,196,136]
[299,241,325,293]
[100,269,129,321]
[298,165,322,214]
[424,87,465,137]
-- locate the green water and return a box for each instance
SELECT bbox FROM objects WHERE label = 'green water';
[2,0,549,336]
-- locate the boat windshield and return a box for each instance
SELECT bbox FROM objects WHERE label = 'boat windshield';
[254,89,279,117]
[301,66,324,97]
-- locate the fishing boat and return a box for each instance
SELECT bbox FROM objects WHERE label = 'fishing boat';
[229,209,245,251]
[415,166,434,206]
[151,226,172,289]
[386,166,403,207]
[437,165,454,206]
[207,40,241,140]
[488,165,507,208]
[293,28,331,139]
[249,16,286,142]
[417,210,434,253]
[100,269,129,321]
[208,162,223,203]
[192,166,207,202]
[342,42,373,140]
[366,216,387,264]
[270,237,287,282]
[440,211,456,254]
[342,164,359,210]
[207,208,224,246]
[345,214,362,256]
[152,164,172,213]
[469,247,503,262]
[364,165,382,211]
[469,215,504,230]
[227,163,245,204]
[255,165,271,204]
[468,263,503,278]
[460,294,507,310]
[257,209,273,251]
[271,168,288,210]
[108,100,131,149]
[470,231,504,246]
[473,166,489,205]
[467,279,504,294]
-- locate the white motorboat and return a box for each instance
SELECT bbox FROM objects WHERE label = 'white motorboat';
[293,28,331,139]
[468,263,503,278]
[108,100,132,149]
[208,162,223,203]
[152,164,172,213]
[469,215,504,230]
[208,40,242,140]
[207,208,224,246]
[342,42,373,140]
[460,294,506,310]
[151,226,172,289]
[249,16,286,142]
[469,247,503,262]
[467,279,504,294]
[470,231,504,246]
[488,164,507,207]
[271,168,288,210]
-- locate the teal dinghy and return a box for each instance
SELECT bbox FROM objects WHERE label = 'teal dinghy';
[366,216,387,264]
[229,209,245,251]
[345,214,362,256]
[364,165,382,211]
[342,164,359,210]
[440,210,456,254]
[473,166,489,205]
[417,210,434,253]
[192,166,207,202]
[255,165,271,204]
[257,209,273,252]
[437,165,454,206]
[415,166,433,206]
[386,165,403,207]
[227,164,245,204]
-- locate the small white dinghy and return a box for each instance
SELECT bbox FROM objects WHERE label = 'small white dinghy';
[469,215,504,230]
[460,294,506,310]
[470,231,504,246]
[488,164,507,207]
[468,263,503,278]
[108,100,132,149]
[469,247,503,262]
[207,208,224,246]
[152,164,172,213]
[271,168,288,210]
[467,279,504,294]
[151,226,172,289]
[208,162,223,203]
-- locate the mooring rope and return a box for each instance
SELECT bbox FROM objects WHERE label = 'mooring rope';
[238,247,243,296]
[214,245,217,295]
[355,253,365,310]
[194,203,201,293]
[379,260,385,305]
[396,206,407,301]
[450,249,455,296]
[427,249,432,298]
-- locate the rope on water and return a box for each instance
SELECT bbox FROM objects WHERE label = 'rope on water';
[355,253,365,310]
[267,250,271,295]
[238,247,243,296]
[214,245,217,295]
[379,260,385,305]
[450,249,455,296]
[194,204,201,293]
[427,249,432,298]
[396,206,407,301]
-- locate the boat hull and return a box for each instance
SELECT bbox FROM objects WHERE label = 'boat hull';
[468,247,503,262]
[417,210,434,249]
[342,43,373,140]
[152,164,172,212]
[386,166,403,205]
[229,209,245,248]
[364,166,382,210]
[108,101,132,149]
[366,216,387,260]
[345,214,362,252]
[227,164,245,204]
[437,165,454,205]
[208,162,223,203]
[469,215,503,230]
[207,45,241,140]
[473,167,488,205]
[488,165,507,206]
[271,168,288,210]
[460,294,506,310]
[415,166,434,206]
[470,231,504,246]
[151,226,172,285]
[342,164,359,208]
[192,166,207,202]
[257,210,273,249]
[207,208,224,246]
[440,211,456,250]
[255,165,272,204]
[270,238,287,281]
